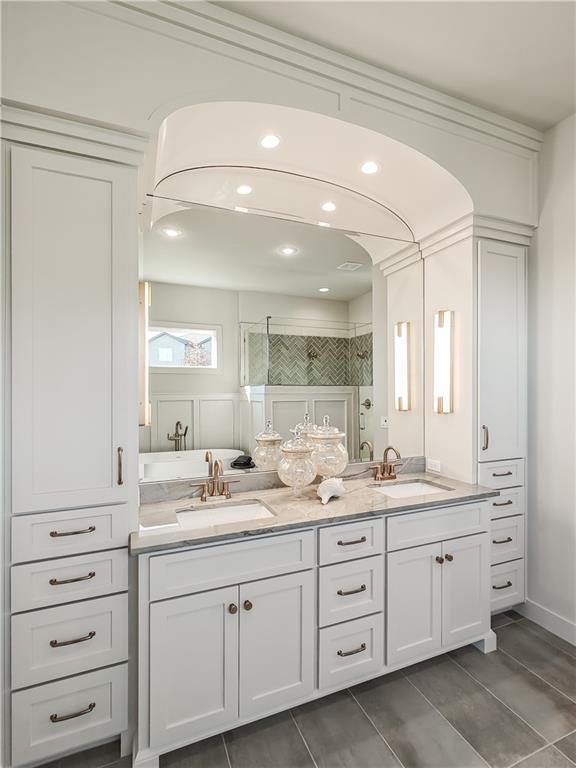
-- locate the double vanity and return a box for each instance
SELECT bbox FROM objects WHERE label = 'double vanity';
[132,473,500,768]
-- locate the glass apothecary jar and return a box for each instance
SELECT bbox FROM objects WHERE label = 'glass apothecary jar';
[309,415,349,479]
[290,412,318,448]
[277,428,317,497]
[253,419,283,470]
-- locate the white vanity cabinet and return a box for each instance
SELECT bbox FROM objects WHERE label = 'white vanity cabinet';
[147,538,315,749]
[10,145,137,514]
[386,505,490,666]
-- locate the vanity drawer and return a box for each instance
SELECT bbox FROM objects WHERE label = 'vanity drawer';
[491,560,525,611]
[387,502,490,552]
[490,487,525,520]
[11,594,128,688]
[491,516,524,565]
[478,460,525,490]
[319,518,384,565]
[318,556,384,627]
[318,613,384,690]
[12,506,130,563]
[149,530,315,601]
[12,664,127,767]
[11,550,129,612]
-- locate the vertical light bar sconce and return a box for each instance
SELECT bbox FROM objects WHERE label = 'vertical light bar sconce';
[394,321,411,411]
[433,310,453,414]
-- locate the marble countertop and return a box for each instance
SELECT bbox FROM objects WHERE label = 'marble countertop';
[131,472,499,554]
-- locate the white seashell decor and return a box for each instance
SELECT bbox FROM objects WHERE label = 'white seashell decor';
[317,477,346,505]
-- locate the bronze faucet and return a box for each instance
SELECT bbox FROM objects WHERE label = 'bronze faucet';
[381,446,402,480]
[205,450,213,477]
[360,440,374,461]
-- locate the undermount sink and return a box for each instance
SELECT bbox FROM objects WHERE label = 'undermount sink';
[372,480,453,499]
[176,500,275,531]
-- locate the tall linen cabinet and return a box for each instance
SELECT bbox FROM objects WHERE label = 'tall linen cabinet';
[2,115,143,768]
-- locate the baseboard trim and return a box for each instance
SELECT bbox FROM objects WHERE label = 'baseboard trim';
[517,599,576,646]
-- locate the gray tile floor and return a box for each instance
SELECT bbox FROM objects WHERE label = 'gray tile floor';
[45,612,576,768]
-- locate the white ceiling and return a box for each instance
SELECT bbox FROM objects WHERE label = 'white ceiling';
[216,1,576,131]
[144,205,374,301]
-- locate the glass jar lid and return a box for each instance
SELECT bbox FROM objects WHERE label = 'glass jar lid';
[255,419,283,443]
[309,415,345,441]
[281,427,313,456]
[290,412,318,439]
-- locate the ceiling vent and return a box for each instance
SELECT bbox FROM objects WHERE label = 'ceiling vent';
[337,262,363,272]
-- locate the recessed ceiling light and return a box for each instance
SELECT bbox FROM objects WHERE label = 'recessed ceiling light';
[236,185,253,195]
[260,134,281,149]
[279,245,298,256]
[318,287,330,293]
[318,221,331,228]
[235,206,248,213]
[361,161,379,174]
[321,201,336,212]
[161,227,182,238]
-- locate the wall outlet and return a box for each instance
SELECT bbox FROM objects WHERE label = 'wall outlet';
[427,458,442,473]
[380,415,389,428]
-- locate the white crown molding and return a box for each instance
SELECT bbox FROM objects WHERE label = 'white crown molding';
[378,213,536,273]
[0,102,149,165]
[80,1,543,156]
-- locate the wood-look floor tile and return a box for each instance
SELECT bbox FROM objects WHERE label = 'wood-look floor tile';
[514,746,575,768]
[451,645,576,741]
[352,671,486,768]
[555,731,576,764]
[496,624,576,701]
[517,620,576,660]
[225,712,314,768]
[161,736,230,768]
[405,655,544,768]
[293,690,401,768]
[492,613,516,629]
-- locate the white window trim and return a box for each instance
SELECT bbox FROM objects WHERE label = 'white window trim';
[149,320,223,375]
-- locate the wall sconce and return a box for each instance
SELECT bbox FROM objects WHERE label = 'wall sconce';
[433,310,453,414]
[394,321,411,411]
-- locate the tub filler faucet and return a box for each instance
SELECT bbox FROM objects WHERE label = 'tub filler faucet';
[167,421,188,451]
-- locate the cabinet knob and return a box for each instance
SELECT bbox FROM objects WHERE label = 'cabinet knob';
[228,603,238,614]
[445,554,454,562]
[435,556,444,564]
[243,599,253,611]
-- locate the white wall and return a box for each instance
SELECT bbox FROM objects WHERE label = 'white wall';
[238,290,350,332]
[424,237,476,483]
[372,269,388,457]
[526,113,576,640]
[348,291,372,326]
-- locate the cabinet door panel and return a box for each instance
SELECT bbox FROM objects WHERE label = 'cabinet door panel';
[387,543,442,666]
[442,533,490,647]
[150,586,239,747]
[239,571,314,718]
[11,146,137,512]
[478,240,526,461]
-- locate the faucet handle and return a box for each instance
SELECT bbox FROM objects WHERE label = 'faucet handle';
[190,483,209,503]
[219,479,240,500]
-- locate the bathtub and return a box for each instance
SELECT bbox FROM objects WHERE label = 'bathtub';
[139,448,244,482]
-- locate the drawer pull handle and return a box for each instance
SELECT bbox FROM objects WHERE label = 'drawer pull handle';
[445,554,454,562]
[337,642,367,657]
[50,630,96,648]
[50,526,96,538]
[49,571,96,586]
[493,500,513,507]
[493,580,513,590]
[482,425,489,451]
[50,702,96,723]
[493,537,513,545]
[337,584,366,597]
[492,471,513,477]
[117,447,124,486]
[337,536,367,547]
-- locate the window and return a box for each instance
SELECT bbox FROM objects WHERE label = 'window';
[148,327,218,369]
